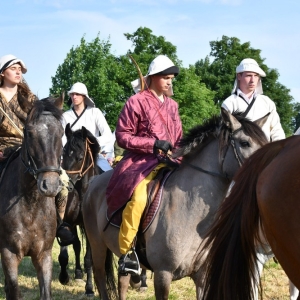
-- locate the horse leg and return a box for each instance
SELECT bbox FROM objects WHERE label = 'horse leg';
[118,274,131,300]
[130,268,148,292]
[32,249,53,300]
[254,245,274,300]
[84,238,94,297]
[1,249,21,299]
[58,246,70,284]
[72,226,83,281]
[139,269,148,291]
[153,270,172,300]
[92,245,118,300]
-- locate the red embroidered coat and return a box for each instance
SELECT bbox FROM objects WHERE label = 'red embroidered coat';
[106,89,183,216]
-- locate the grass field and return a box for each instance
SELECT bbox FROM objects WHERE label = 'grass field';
[0,239,294,299]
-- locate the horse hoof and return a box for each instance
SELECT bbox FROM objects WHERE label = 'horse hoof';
[130,280,141,290]
[75,269,83,280]
[138,286,148,292]
[84,291,95,298]
[59,274,70,285]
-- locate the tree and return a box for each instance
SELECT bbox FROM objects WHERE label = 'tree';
[50,34,126,129]
[195,35,296,136]
[50,27,219,132]
[123,27,218,132]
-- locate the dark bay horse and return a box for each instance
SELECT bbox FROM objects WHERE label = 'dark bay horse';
[59,124,101,296]
[82,109,269,300]
[0,96,64,299]
[199,134,300,300]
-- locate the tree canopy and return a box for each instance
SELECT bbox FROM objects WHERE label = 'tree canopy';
[50,29,297,136]
[195,35,296,135]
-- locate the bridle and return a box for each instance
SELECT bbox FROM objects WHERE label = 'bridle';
[21,111,62,179]
[179,126,244,181]
[64,138,95,181]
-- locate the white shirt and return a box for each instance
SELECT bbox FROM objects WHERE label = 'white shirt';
[222,93,285,142]
[61,106,113,153]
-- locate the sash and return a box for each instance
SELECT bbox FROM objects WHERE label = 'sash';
[70,105,87,128]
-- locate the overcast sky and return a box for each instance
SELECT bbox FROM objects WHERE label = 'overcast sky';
[1,0,299,102]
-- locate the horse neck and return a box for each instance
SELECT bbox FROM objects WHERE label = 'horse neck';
[80,161,98,193]
[190,139,223,173]
[174,139,230,199]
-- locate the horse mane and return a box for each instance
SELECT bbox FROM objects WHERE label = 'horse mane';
[174,111,268,160]
[200,138,285,300]
[69,128,100,162]
[26,97,63,124]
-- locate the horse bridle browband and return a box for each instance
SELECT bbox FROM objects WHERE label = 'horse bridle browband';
[21,111,62,179]
[64,138,95,181]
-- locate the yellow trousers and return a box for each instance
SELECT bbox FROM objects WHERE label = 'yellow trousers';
[119,163,166,254]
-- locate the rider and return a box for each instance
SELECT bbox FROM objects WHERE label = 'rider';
[0,54,71,244]
[106,55,183,275]
[61,82,113,172]
[222,58,285,142]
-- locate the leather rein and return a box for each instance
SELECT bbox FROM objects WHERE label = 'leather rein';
[177,127,244,181]
[64,138,95,181]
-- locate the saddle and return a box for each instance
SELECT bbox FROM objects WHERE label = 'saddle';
[106,166,173,232]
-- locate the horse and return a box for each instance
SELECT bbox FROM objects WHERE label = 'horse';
[58,124,101,297]
[0,96,64,299]
[81,108,269,300]
[198,134,300,300]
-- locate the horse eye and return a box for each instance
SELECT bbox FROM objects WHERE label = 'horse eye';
[240,140,250,148]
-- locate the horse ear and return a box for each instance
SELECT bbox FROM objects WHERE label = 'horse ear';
[54,92,64,110]
[81,126,87,138]
[254,112,270,128]
[65,123,72,140]
[221,108,242,132]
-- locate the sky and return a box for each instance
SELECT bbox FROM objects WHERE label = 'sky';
[1,0,300,102]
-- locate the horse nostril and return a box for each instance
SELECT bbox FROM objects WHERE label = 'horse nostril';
[42,179,48,191]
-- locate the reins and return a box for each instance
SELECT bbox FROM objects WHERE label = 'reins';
[180,126,244,181]
[64,138,95,179]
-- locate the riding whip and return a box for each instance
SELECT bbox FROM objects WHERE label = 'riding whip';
[128,54,145,91]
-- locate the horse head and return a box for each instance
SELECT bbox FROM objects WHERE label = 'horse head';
[174,109,269,181]
[62,125,100,186]
[22,95,64,197]
[220,108,269,179]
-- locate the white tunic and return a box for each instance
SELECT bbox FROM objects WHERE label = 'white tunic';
[61,107,114,171]
[222,94,285,142]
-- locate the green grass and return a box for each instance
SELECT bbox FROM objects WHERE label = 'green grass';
[0,239,293,299]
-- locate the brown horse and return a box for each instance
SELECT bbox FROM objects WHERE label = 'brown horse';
[58,125,101,296]
[199,134,300,300]
[0,96,64,299]
[82,109,269,300]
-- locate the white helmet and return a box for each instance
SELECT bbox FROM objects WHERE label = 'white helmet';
[131,55,179,96]
[68,82,95,107]
[232,58,266,94]
[0,54,27,74]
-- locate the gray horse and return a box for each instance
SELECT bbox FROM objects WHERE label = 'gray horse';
[82,109,268,300]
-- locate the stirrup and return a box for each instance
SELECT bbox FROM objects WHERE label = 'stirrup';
[118,250,141,276]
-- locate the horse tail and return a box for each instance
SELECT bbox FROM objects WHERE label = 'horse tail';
[200,141,284,300]
[105,248,118,300]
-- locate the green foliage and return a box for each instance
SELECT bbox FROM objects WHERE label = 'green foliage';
[50,34,127,129]
[50,29,297,136]
[195,35,296,135]
[173,66,218,132]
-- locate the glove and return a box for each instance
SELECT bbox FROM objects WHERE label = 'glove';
[153,140,173,153]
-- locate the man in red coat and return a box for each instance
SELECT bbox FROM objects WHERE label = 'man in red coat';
[106,55,183,275]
